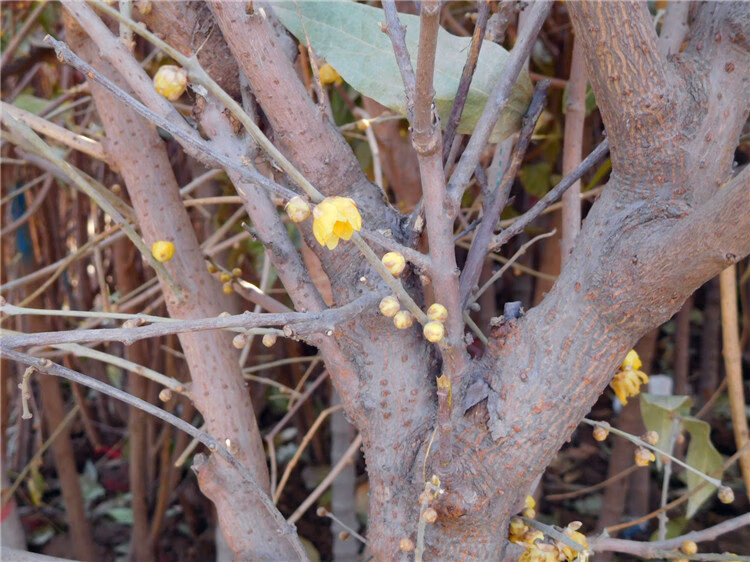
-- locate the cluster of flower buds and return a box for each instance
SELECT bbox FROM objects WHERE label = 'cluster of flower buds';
[377,295,448,344]
[206,265,244,295]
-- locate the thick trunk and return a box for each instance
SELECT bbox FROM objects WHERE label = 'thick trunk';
[60,1,750,559]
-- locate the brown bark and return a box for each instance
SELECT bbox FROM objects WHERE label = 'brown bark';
[46,2,750,559]
[113,239,154,562]
[61,13,301,560]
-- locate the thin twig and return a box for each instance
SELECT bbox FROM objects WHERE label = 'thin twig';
[1,112,181,294]
[1,347,306,559]
[459,82,550,305]
[0,1,47,69]
[274,405,344,503]
[582,418,722,488]
[1,293,380,350]
[2,404,81,505]
[447,1,553,205]
[719,265,750,499]
[546,464,641,501]
[43,35,298,202]
[592,512,750,559]
[287,433,363,525]
[467,229,557,309]
[442,0,491,163]
[605,440,750,534]
[560,38,587,263]
[381,1,417,123]
[86,0,326,203]
[489,139,610,252]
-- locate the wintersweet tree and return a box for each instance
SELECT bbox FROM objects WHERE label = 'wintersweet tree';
[1,1,748,560]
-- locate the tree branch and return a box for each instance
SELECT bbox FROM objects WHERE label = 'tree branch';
[591,512,750,558]
[488,139,609,252]
[447,1,552,205]
[1,293,380,350]
[442,0,491,163]
[459,82,549,305]
[0,347,308,560]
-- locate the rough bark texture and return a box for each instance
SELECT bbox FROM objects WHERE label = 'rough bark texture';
[54,1,750,559]
[62,13,304,560]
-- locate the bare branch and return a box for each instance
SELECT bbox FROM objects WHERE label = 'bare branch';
[447,1,552,205]
[442,0,491,163]
[43,36,298,202]
[591,512,750,558]
[1,293,381,350]
[0,347,308,560]
[381,0,417,123]
[460,82,549,305]
[489,139,609,252]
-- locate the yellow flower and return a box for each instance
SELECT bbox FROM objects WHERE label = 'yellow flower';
[519,542,558,562]
[634,446,656,466]
[508,517,529,544]
[559,523,589,562]
[621,349,642,370]
[610,349,648,405]
[312,196,362,250]
[319,63,342,86]
[151,240,175,262]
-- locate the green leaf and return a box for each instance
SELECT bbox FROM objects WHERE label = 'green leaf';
[640,393,692,458]
[273,1,532,143]
[519,161,552,198]
[13,94,49,115]
[107,506,134,525]
[682,416,723,518]
[649,517,687,541]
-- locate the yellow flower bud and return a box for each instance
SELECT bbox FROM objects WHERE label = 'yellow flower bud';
[207,263,218,274]
[593,425,610,441]
[319,63,342,86]
[285,196,311,223]
[232,267,243,278]
[399,538,414,552]
[634,446,655,467]
[422,507,437,524]
[393,310,414,330]
[718,486,734,504]
[222,283,234,295]
[153,65,187,101]
[379,296,400,317]
[232,333,248,349]
[158,388,173,402]
[642,430,659,445]
[262,334,278,348]
[151,240,175,263]
[382,251,406,277]
[423,321,444,343]
[426,303,448,322]
[681,541,698,555]
[219,272,233,283]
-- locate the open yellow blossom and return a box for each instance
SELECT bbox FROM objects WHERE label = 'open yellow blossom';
[610,349,649,405]
[558,523,589,562]
[312,197,362,249]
